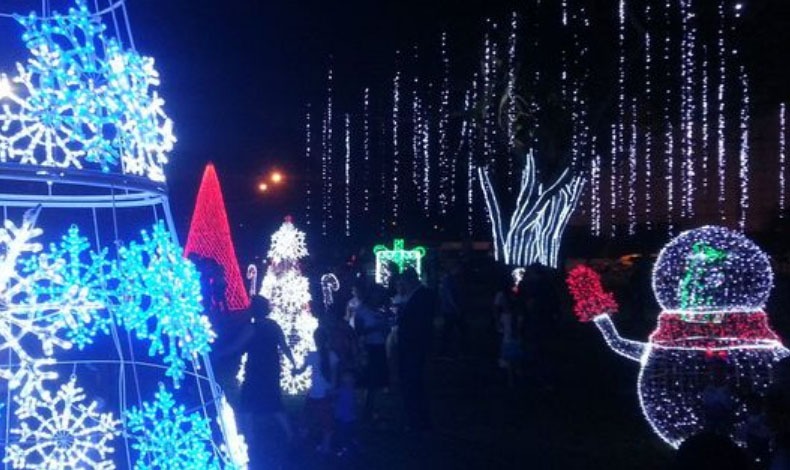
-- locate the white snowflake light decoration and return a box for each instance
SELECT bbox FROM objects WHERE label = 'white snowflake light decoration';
[0,207,103,398]
[260,218,317,394]
[5,377,120,470]
[0,0,175,181]
[266,217,308,263]
[125,384,221,470]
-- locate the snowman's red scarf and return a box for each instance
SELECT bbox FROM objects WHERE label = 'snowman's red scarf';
[649,311,782,350]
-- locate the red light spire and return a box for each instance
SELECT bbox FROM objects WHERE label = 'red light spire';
[185,163,250,311]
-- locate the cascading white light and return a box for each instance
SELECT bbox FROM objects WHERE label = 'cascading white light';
[644,2,653,229]
[321,67,334,236]
[363,88,371,214]
[615,0,626,233]
[591,137,601,237]
[739,68,750,231]
[439,32,451,213]
[392,53,401,226]
[305,107,312,226]
[344,114,351,237]
[717,0,727,220]
[781,103,787,216]
[628,100,638,235]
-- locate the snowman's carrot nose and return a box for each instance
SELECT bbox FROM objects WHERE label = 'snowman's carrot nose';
[567,265,619,322]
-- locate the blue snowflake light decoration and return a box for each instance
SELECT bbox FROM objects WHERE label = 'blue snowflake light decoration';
[126,384,221,470]
[115,222,216,385]
[0,0,175,181]
[24,224,114,349]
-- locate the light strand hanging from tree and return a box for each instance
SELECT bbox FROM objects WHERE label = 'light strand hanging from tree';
[344,114,351,237]
[644,0,653,229]
[781,103,787,216]
[717,0,727,220]
[363,88,371,214]
[628,100,637,235]
[739,66,750,231]
[439,32,451,214]
[305,106,312,226]
[591,137,601,236]
[664,0,674,231]
[391,53,401,227]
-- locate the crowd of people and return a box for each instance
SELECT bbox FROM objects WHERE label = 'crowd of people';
[200,252,790,470]
[218,265,441,466]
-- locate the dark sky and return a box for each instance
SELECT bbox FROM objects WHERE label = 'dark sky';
[126,0,519,237]
[2,0,789,256]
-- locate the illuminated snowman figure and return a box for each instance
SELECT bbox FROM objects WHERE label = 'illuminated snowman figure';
[568,226,789,447]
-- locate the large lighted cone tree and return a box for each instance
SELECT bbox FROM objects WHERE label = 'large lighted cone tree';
[567,227,790,448]
[185,162,250,311]
[259,217,318,395]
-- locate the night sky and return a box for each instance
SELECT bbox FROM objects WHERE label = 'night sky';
[125,0,519,243]
[1,0,789,258]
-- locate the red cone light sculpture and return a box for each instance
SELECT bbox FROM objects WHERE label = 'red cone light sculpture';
[185,163,250,311]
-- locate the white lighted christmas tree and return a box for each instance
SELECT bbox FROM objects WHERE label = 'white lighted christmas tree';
[259,217,318,395]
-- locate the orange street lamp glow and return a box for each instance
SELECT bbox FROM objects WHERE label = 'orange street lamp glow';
[271,171,283,184]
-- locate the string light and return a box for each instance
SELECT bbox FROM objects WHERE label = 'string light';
[701,46,709,192]
[344,114,351,237]
[781,103,787,216]
[363,88,371,214]
[419,88,431,218]
[610,124,618,237]
[591,137,601,236]
[439,32,451,214]
[412,46,421,199]
[739,67,750,231]
[644,1,653,229]
[392,52,401,226]
[664,0,674,230]
[628,100,637,235]
[717,0,727,220]
[305,106,312,225]
[321,67,334,236]
[571,227,788,448]
[616,0,626,232]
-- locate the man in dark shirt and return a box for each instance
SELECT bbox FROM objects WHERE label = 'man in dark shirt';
[396,268,434,431]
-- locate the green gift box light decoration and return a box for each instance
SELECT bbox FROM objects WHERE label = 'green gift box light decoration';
[373,239,426,286]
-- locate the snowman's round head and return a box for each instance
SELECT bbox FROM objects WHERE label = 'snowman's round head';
[652,226,773,313]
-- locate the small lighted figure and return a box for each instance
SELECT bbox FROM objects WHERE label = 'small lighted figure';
[258,182,269,192]
[373,239,426,287]
[568,226,789,447]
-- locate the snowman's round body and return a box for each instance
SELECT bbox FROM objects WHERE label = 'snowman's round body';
[580,226,789,448]
[638,312,787,447]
